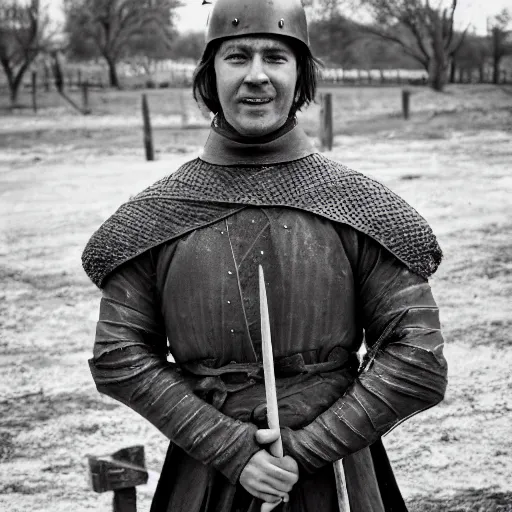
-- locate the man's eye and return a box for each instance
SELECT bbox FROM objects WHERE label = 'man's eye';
[267,54,287,63]
[226,53,246,62]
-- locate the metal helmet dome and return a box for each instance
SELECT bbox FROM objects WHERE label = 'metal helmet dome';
[205,0,309,47]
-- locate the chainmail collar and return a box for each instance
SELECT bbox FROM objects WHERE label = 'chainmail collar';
[82,154,442,288]
[201,116,315,166]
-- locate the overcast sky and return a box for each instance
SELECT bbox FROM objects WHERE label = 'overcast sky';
[46,0,511,36]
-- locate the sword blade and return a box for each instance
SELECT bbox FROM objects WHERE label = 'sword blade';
[334,459,351,512]
[258,265,283,458]
[259,267,349,512]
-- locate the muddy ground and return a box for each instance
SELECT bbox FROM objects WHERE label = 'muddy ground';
[0,85,511,511]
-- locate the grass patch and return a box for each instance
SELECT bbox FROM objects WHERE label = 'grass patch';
[0,432,15,462]
[0,482,49,495]
[444,224,512,283]
[0,264,85,292]
[0,391,119,432]
[482,246,512,279]
[408,489,512,511]
[447,320,512,349]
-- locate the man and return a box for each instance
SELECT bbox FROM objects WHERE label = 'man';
[82,0,448,510]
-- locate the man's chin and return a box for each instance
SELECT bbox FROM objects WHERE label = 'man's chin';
[235,119,283,138]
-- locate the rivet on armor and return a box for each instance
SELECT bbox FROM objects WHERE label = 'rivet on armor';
[278,19,285,28]
[232,18,239,27]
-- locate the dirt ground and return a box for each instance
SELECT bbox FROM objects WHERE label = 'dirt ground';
[0,85,511,512]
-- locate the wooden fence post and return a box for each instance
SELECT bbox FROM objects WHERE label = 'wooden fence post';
[31,71,37,113]
[319,93,333,151]
[82,80,90,113]
[142,94,155,161]
[44,64,50,92]
[52,53,64,94]
[113,488,137,512]
[89,445,148,512]
[402,89,411,120]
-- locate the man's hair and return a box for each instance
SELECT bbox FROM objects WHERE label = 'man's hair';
[192,38,321,116]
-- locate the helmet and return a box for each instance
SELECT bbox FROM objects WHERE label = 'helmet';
[205,0,309,47]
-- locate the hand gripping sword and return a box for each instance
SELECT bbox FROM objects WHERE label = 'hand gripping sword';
[258,265,350,512]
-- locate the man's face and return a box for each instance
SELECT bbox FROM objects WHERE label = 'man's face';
[214,36,298,137]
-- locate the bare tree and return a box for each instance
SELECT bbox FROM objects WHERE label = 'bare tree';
[309,11,362,66]
[0,0,50,106]
[451,34,488,84]
[354,0,469,91]
[488,9,512,85]
[170,31,204,62]
[63,0,181,88]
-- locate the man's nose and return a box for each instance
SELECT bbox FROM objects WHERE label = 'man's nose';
[244,55,270,85]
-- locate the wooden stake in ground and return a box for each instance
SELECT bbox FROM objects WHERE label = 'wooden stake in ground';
[402,89,411,120]
[82,80,90,113]
[50,52,89,115]
[43,63,50,92]
[88,445,148,512]
[319,93,333,151]
[31,71,37,113]
[141,94,155,161]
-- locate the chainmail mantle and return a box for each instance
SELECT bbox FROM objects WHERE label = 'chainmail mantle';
[82,153,442,288]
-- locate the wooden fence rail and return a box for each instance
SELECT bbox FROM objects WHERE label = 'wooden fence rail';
[2,64,510,93]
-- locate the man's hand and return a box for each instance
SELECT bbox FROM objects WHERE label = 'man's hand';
[239,429,299,503]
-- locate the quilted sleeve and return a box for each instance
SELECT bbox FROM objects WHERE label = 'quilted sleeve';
[89,251,260,484]
[281,228,448,473]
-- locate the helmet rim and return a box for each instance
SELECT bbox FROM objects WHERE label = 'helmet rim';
[205,0,309,48]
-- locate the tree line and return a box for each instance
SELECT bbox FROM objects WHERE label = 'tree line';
[1,0,511,107]
[308,0,511,91]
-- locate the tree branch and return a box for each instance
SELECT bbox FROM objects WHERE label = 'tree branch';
[362,24,430,69]
[444,0,457,48]
[448,23,470,56]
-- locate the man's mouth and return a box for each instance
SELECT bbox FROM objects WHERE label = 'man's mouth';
[240,98,273,105]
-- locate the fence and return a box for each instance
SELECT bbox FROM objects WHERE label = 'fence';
[2,60,511,96]
[319,68,428,86]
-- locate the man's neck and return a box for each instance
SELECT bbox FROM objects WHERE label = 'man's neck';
[212,114,298,145]
[201,115,316,166]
